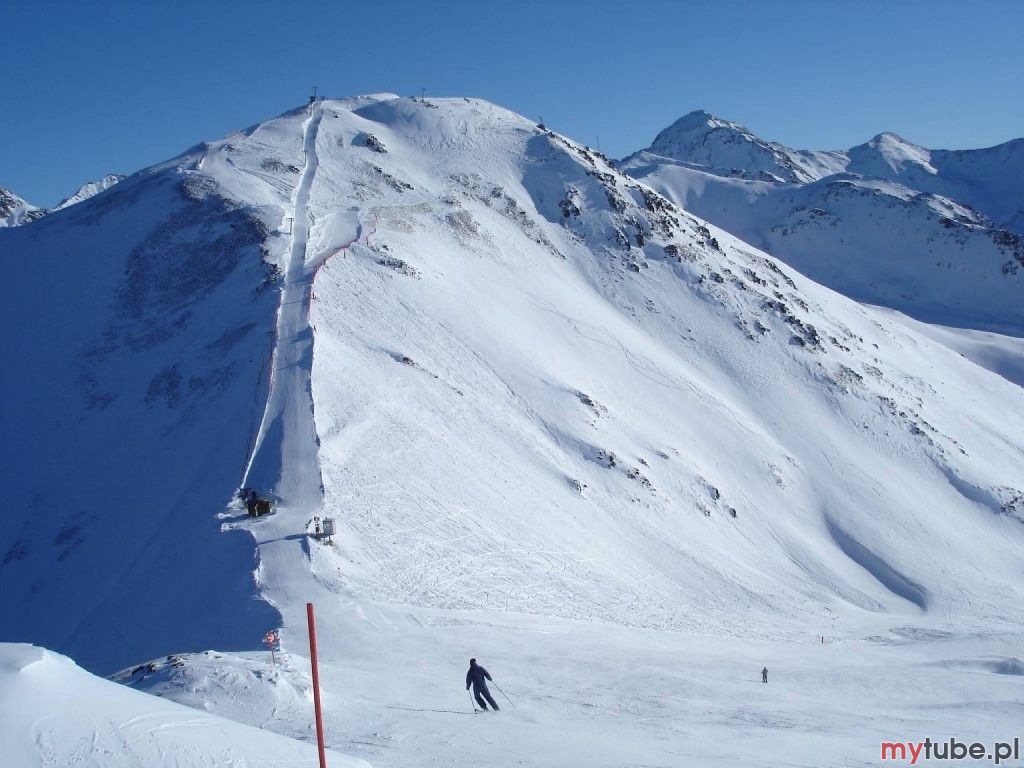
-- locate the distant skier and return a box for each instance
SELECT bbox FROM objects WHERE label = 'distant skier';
[762,666,768,684]
[466,658,500,711]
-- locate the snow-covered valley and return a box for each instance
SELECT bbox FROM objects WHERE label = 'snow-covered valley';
[2,95,1023,767]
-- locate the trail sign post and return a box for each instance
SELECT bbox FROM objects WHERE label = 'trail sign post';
[264,630,278,665]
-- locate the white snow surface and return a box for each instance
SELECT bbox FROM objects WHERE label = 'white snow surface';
[0,643,368,768]
[878,307,1024,389]
[3,95,1024,767]
[117,625,1024,768]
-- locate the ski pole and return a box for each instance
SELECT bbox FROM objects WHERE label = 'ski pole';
[469,689,478,713]
[491,681,516,709]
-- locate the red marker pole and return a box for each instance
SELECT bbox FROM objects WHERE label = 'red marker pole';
[307,602,328,768]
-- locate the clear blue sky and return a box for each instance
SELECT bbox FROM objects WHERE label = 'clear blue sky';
[3,0,1022,207]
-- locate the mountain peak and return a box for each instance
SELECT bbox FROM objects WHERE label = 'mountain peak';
[644,111,820,183]
[671,109,732,127]
[867,131,921,150]
[653,110,748,142]
[849,131,934,177]
[873,130,905,142]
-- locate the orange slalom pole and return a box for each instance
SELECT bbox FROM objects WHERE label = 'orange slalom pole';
[307,602,327,768]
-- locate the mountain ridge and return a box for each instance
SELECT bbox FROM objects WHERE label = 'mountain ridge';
[0,173,126,227]
[622,111,1024,334]
[632,109,1024,215]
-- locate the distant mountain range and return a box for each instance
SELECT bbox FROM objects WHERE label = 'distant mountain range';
[0,174,124,227]
[622,112,1023,333]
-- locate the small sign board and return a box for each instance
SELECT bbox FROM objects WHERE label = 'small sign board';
[263,629,279,665]
[321,518,336,538]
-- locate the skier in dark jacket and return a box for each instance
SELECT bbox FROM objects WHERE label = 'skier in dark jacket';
[762,666,768,683]
[466,658,500,711]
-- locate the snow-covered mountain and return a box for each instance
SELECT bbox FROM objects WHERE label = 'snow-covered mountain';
[635,111,1024,232]
[53,173,125,211]
[845,132,1024,232]
[642,110,847,184]
[1,174,125,228]
[3,96,1024,767]
[0,186,45,227]
[623,114,1024,334]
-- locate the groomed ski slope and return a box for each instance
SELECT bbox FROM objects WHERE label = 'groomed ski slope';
[123,620,1024,768]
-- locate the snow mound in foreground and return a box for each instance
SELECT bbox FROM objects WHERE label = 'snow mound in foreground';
[0,643,369,768]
